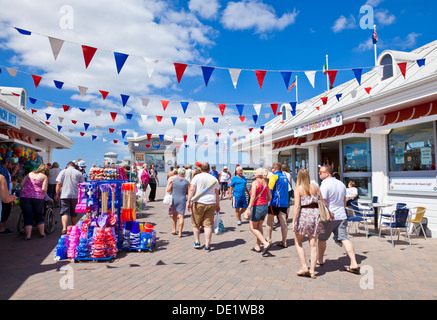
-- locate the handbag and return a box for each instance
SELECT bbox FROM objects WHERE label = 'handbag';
[163,193,172,205]
[213,212,225,235]
[317,192,332,222]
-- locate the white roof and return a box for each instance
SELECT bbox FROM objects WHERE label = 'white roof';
[234,39,437,150]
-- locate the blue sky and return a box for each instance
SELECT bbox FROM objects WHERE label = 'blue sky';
[0,0,436,170]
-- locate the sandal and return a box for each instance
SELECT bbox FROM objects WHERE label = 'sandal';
[262,243,272,256]
[344,266,361,275]
[277,242,288,248]
[297,269,310,277]
[251,247,262,253]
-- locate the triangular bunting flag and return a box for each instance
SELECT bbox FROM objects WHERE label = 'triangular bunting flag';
[327,70,338,88]
[45,121,50,126]
[239,116,245,122]
[71,120,77,124]
[253,104,262,116]
[53,80,64,89]
[58,117,64,123]
[110,112,117,122]
[264,113,271,119]
[183,135,187,143]
[46,101,53,108]
[174,63,187,83]
[80,132,85,137]
[126,113,133,120]
[114,52,129,74]
[57,125,62,132]
[252,115,258,124]
[120,94,130,107]
[95,110,102,117]
[398,62,407,79]
[140,115,148,123]
[79,108,86,112]
[6,68,17,77]
[280,71,292,90]
[316,106,320,111]
[146,144,151,148]
[229,68,241,89]
[99,90,109,100]
[113,140,118,144]
[199,118,206,126]
[143,58,158,78]
[201,66,214,86]
[417,59,426,67]
[270,103,279,116]
[236,104,244,117]
[365,87,372,94]
[78,86,88,96]
[29,97,37,104]
[109,128,115,133]
[218,104,226,116]
[147,134,152,141]
[62,105,70,112]
[92,135,97,141]
[159,134,164,143]
[336,93,343,102]
[212,117,219,123]
[121,130,127,139]
[290,102,297,116]
[194,134,199,142]
[352,68,362,86]
[48,37,64,60]
[198,102,207,115]
[45,113,51,120]
[171,117,177,126]
[156,116,163,122]
[304,71,316,88]
[321,97,328,105]
[81,45,97,68]
[374,66,384,78]
[180,102,189,114]
[15,27,31,35]
[84,123,90,131]
[161,100,169,111]
[31,74,42,88]
[255,70,267,89]
[140,98,150,108]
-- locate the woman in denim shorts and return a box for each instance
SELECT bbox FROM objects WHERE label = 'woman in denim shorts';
[246,168,273,255]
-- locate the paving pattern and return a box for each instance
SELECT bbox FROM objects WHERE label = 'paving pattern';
[1,186,436,300]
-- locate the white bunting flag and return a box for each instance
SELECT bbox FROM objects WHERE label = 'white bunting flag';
[95,110,102,117]
[58,117,64,123]
[6,68,17,77]
[140,114,148,123]
[198,102,207,115]
[140,98,150,108]
[78,86,88,96]
[253,104,262,116]
[304,71,316,88]
[45,101,53,108]
[229,68,242,89]
[144,57,159,78]
[48,37,64,60]
[374,66,384,78]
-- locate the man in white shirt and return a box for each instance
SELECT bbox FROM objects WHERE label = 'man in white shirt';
[187,162,220,252]
[317,165,360,274]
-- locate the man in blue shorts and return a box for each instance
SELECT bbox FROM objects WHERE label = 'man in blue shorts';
[229,166,249,226]
[266,162,290,248]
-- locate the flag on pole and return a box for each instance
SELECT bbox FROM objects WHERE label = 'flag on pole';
[323,57,328,75]
[372,27,378,44]
[288,78,297,92]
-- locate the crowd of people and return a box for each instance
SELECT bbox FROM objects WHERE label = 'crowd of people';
[0,156,361,279]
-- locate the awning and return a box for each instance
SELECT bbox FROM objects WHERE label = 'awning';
[273,137,306,150]
[380,101,437,126]
[0,128,40,150]
[309,122,367,143]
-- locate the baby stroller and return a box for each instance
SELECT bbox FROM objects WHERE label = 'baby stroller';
[17,199,57,235]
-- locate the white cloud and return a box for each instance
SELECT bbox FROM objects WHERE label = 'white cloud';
[375,9,396,26]
[365,0,384,6]
[332,14,357,33]
[188,0,220,20]
[354,32,421,52]
[220,1,298,34]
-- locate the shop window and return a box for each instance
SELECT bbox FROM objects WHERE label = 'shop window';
[388,122,435,172]
[295,148,309,175]
[380,54,393,80]
[281,105,287,122]
[343,137,371,173]
[344,177,372,200]
[145,154,165,171]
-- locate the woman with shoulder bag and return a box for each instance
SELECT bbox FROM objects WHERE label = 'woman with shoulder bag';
[246,168,272,256]
[292,169,326,279]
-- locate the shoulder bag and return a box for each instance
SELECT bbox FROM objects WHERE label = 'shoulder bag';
[317,191,332,223]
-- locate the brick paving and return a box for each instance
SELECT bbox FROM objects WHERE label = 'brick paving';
[1,186,437,300]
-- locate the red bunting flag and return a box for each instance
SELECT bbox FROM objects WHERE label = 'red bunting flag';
[255,70,267,89]
[110,112,117,122]
[199,118,206,126]
[109,128,115,133]
[80,132,85,136]
[174,63,188,83]
[365,87,372,94]
[216,133,221,137]
[156,116,163,122]
[31,109,37,114]
[183,135,187,143]
[270,103,279,116]
[161,100,170,111]
[321,97,328,105]
[147,134,152,141]
[113,140,118,144]
[218,104,226,116]
[82,45,97,68]
[398,62,407,79]
[71,120,77,124]
[62,105,70,112]
[31,74,42,88]
[99,90,109,100]
[146,144,151,148]
[327,70,338,88]
[239,116,245,122]
[45,121,50,126]
[316,106,320,111]
[249,128,253,132]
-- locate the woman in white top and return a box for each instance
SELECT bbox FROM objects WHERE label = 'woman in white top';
[219,167,231,199]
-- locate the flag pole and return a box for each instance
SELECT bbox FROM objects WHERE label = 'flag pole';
[326,54,329,91]
[373,25,378,66]
[295,76,298,103]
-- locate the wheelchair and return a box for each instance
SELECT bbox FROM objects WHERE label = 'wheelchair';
[16,200,57,235]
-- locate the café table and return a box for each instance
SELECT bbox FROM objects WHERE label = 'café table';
[358,201,394,234]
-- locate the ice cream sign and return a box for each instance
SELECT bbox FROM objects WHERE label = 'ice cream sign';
[294,112,342,137]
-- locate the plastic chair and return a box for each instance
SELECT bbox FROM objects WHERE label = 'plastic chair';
[379,208,412,247]
[379,202,407,226]
[346,205,366,234]
[410,207,427,239]
[350,201,374,237]
[372,196,378,204]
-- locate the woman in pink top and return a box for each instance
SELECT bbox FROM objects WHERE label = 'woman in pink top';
[246,168,272,255]
[20,164,49,240]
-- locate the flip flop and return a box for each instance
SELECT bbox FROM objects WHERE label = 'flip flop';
[277,242,288,248]
[344,266,361,275]
[250,247,262,253]
[296,269,310,277]
[262,243,272,255]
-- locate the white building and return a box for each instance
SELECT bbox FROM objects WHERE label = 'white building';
[233,40,437,238]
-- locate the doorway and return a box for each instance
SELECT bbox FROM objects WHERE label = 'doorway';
[319,141,340,176]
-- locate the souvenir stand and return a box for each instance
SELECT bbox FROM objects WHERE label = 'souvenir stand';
[54,175,156,263]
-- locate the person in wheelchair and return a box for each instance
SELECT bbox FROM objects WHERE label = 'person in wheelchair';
[19,164,49,240]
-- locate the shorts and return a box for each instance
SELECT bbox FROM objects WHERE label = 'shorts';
[220,182,228,192]
[268,206,288,216]
[250,205,268,222]
[232,196,247,209]
[60,198,79,217]
[191,202,216,229]
[318,219,349,242]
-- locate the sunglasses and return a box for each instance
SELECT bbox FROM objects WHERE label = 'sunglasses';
[319,170,329,174]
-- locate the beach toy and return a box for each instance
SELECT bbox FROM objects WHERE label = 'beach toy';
[144,223,154,233]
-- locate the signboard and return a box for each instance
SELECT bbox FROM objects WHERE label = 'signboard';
[135,153,145,162]
[0,106,20,129]
[389,177,437,192]
[294,112,342,137]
